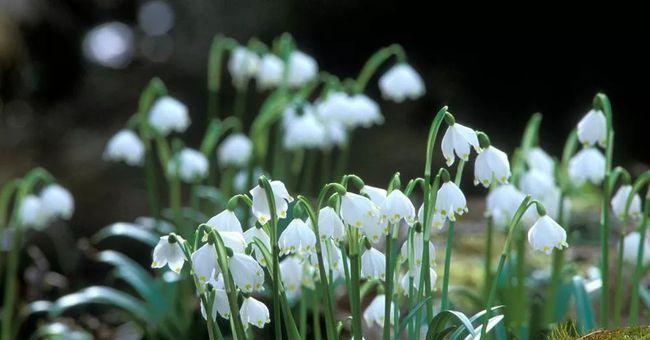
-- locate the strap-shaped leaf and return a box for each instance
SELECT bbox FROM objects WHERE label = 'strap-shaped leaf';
[252,237,275,277]
[92,223,159,247]
[30,322,93,340]
[48,286,151,323]
[449,306,505,339]
[395,297,432,338]
[95,251,159,306]
[426,310,477,340]
[463,315,505,340]
[572,276,596,334]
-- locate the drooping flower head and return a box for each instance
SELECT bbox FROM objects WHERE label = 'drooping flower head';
[39,184,74,221]
[363,294,397,327]
[318,206,345,241]
[340,192,380,230]
[287,50,318,88]
[149,96,190,136]
[278,218,317,255]
[474,145,511,187]
[527,215,568,255]
[441,121,480,166]
[361,247,386,281]
[239,297,270,329]
[520,169,556,199]
[18,195,48,229]
[228,46,260,89]
[435,180,467,221]
[378,63,425,102]
[622,232,650,265]
[191,243,219,284]
[152,235,186,273]
[280,256,303,299]
[380,189,416,225]
[399,231,436,271]
[229,253,264,293]
[201,274,231,320]
[244,226,271,266]
[217,133,253,168]
[568,148,606,186]
[205,210,243,233]
[167,148,209,183]
[104,130,145,166]
[283,105,327,150]
[526,147,555,176]
[256,54,284,90]
[577,109,607,147]
[250,179,293,224]
[400,267,438,296]
[486,184,526,227]
[611,185,642,221]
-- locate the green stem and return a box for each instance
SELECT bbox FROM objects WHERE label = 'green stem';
[383,232,394,340]
[313,292,322,340]
[514,228,527,332]
[355,44,405,92]
[233,88,248,123]
[484,217,494,298]
[300,293,307,340]
[207,35,236,121]
[629,188,650,325]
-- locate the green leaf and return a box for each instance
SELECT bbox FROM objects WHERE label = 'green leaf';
[639,284,650,309]
[395,297,432,338]
[426,310,477,340]
[252,237,274,276]
[29,322,93,340]
[463,315,505,340]
[48,286,151,323]
[92,223,159,247]
[572,276,596,334]
[94,251,159,304]
[448,306,505,339]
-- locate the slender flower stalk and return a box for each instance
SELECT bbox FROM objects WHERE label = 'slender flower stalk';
[440,159,465,311]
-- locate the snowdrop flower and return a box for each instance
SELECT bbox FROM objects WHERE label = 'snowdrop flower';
[312,239,344,280]
[381,190,416,225]
[217,133,253,168]
[361,185,387,206]
[399,232,436,269]
[611,185,642,221]
[244,226,271,266]
[249,180,293,224]
[349,95,383,128]
[340,192,381,229]
[378,63,425,102]
[435,181,468,221]
[526,147,555,176]
[279,218,316,255]
[316,92,353,125]
[206,210,243,233]
[400,267,438,296]
[569,148,606,185]
[228,47,260,88]
[520,169,556,199]
[577,109,607,147]
[322,121,348,148]
[287,50,318,88]
[622,232,650,265]
[361,247,386,281]
[167,148,209,183]
[486,184,526,227]
[527,215,568,255]
[363,295,397,327]
[104,130,145,166]
[18,195,48,229]
[318,207,345,241]
[441,123,480,166]
[284,111,327,150]
[39,184,74,220]
[239,297,270,329]
[229,253,264,292]
[474,146,511,187]
[201,274,230,320]
[256,54,284,90]
[219,231,246,254]
[418,205,446,231]
[280,256,303,298]
[152,235,186,273]
[191,243,219,283]
[149,96,190,136]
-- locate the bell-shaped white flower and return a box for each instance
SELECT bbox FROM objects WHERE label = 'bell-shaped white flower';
[486,184,526,227]
[280,256,303,298]
[279,218,317,255]
[316,92,353,125]
[399,232,436,269]
[39,184,74,220]
[228,47,260,88]
[611,185,642,221]
[569,148,605,186]
[400,267,438,296]
[418,205,446,231]
[104,130,145,166]
[577,109,607,147]
[380,190,416,225]
[206,210,243,233]
[250,180,293,224]
[18,195,48,229]
[244,226,271,266]
[435,181,467,221]
[311,239,344,281]
[322,120,348,148]
[149,96,190,136]
[622,232,650,265]
[361,247,386,281]
[167,148,209,183]
[348,95,384,128]
[378,63,425,102]
[284,110,327,150]
[287,50,318,88]
[361,185,387,206]
[363,294,397,327]
[441,123,480,166]
[229,253,264,292]
[474,145,511,187]
[191,243,219,283]
[318,207,345,241]
[201,274,230,320]
[152,235,186,273]
[527,215,568,255]
[239,296,270,329]
[520,169,556,199]
[217,133,253,168]
[219,231,246,254]
[526,147,555,176]
[256,54,284,90]
[340,192,381,229]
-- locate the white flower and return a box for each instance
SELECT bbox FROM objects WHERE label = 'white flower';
[228,47,260,88]
[349,95,383,128]
[577,109,607,147]
[322,121,348,148]
[167,148,209,183]
[435,181,467,221]
[239,297,270,329]
[229,253,264,292]
[400,267,438,296]
[526,147,555,176]
[340,192,381,230]
[250,180,293,224]
[191,243,219,283]
[486,184,526,227]
[279,218,316,255]
[316,92,353,125]
[283,110,327,150]
[244,227,271,266]
[311,239,344,281]
[611,185,642,221]
[399,232,436,270]
[378,63,425,102]
[280,256,303,298]
[39,184,74,220]
[527,215,568,255]
[318,207,345,241]
[152,235,186,273]
[622,232,650,265]
[418,205,446,231]
[361,247,386,281]
[569,148,606,186]
[441,123,480,166]
[149,96,190,135]
[520,169,556,199]
[363,294,397,327]
[18,195,48,229]
[361,185,387,206]
[256,54,284,90]
[206,210,243,233]
[380,190,416,225]
[104,130,145,166]
[219,231,246,254]
[217,133,253,168]
[287,50,318,88]
[234,167,264,193]
[201,274,230,320]
[474,145,511,187]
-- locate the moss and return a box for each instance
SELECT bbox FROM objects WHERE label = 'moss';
[548,326,650,339]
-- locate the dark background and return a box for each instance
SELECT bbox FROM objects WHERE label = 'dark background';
[2,0,649,237]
